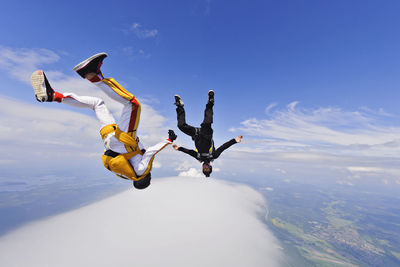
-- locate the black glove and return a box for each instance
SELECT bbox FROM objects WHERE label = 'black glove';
[168,130,177,141]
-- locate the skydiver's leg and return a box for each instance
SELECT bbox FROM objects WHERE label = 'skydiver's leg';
[61,93,116,127]
[30,70,115,127]
[72,53,140,136]
[200,101,213,138]
[176,106,197,137]
[201,102,214,126]
[93,79,141,137]
[202,90,214,126]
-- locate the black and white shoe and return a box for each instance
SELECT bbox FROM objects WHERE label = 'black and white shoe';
[174,94,184,107]
[72,52,108,78]
[208,90,214,104]
[30,70,54,102]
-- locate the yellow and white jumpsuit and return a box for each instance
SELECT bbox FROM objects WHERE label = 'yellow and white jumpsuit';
[59,77,171,179]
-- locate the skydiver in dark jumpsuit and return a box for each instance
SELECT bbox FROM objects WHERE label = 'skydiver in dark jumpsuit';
[172,91,243,177]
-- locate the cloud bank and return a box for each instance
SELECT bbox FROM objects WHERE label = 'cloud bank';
[0,177,282,267]
[234,101,400,149]
[228,102,400,185]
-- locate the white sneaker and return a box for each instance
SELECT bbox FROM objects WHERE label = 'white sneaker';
[30,70,54,102]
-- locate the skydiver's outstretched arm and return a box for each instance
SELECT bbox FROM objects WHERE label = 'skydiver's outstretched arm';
[173,144,199,160]
[136,139,172,175]
[136,130,177,175]
[213,135,243,159]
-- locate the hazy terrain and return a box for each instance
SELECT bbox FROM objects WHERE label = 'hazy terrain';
[262,178,400,267]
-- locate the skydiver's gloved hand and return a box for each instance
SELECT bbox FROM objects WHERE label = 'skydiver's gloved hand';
[168,130,177,142]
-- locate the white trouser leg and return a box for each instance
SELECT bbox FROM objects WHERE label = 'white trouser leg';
[93,81,137,133]
[61,93,115,127]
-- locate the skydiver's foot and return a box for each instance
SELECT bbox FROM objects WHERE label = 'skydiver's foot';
[73,52,107,81]
[174,94,184,107]
[208,90,214,104]
[30,70,54,102]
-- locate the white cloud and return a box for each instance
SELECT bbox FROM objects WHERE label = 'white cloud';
[336,180,354,186]
[0,177,283,267]
[347,166,384,174]
[347,166,387,179]
[152,161,162,169]
[175,160,198,171]
[287,101,299,111]
[265,102,278,114]
[275,168,287,174]
[178,167,203,177]
[0,95,100,153]
[130,23,158,39]
[262,187,274,191]
[346,165,400,180]
[228,102,400,183]
[236,103,400,148]
[0,46,59,82]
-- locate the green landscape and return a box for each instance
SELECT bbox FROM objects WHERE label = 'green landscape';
[261,179,400,267]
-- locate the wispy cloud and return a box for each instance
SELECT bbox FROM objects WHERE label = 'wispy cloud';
[228,102,400,184]
[0,177,283,267]
[0,94,108,175]
[121,46,151,59]
[265,102,278,114]
[233,101,400,150]
[129,23,158,39]
[0,46,59,82]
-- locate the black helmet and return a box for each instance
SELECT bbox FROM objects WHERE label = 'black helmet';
[133,173,151,189]
[202,163,212,177]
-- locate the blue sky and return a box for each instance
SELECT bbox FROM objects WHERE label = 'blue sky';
[3,0,400,112]
[1,0,400,187]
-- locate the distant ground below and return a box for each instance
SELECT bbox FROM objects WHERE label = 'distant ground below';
[260,178,400,267]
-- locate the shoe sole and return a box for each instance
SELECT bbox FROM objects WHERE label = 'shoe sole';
[30,70,47,102]
[208,90,214,103]
[174,94,184,106]
[72,52,108,72]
